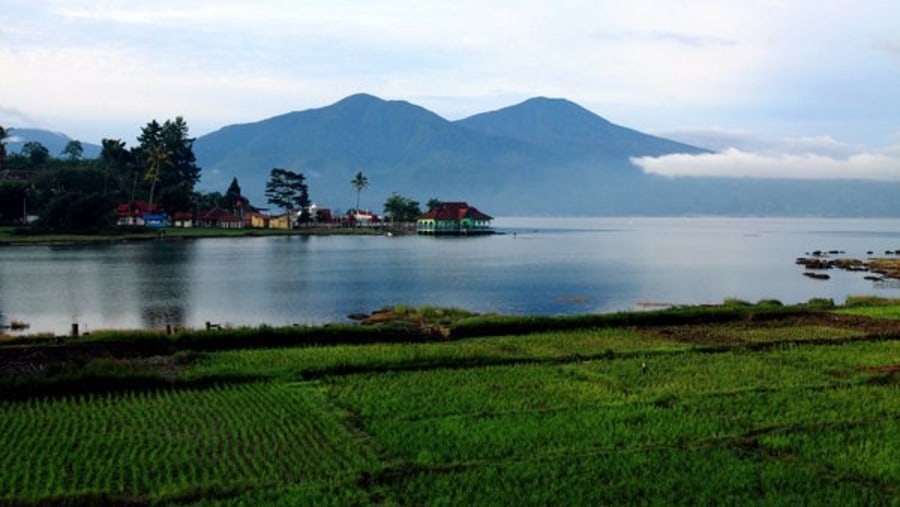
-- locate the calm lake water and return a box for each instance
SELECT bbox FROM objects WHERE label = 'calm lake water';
[3,217,900,335]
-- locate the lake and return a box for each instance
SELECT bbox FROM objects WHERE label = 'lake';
[3,217,900,335]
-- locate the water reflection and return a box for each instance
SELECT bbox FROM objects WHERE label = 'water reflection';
[131,242,194,329]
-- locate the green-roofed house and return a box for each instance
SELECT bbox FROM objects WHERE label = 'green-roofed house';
[416,202,494,235]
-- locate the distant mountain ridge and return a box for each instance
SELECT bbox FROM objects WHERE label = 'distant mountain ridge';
[10,95,900,216]
[4,128,101,159]
[194,94,900,216]
[456,97,703,158]
[194,93,718,215]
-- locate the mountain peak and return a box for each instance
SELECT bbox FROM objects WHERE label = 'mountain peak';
[193,94,709,216]
[332,93,386,107]
[456,96,706,158]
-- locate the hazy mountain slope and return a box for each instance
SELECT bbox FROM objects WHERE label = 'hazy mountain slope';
[4,128,101,159]
[194,93,550,211]
[455,97,708,158]
[192,94,900,216]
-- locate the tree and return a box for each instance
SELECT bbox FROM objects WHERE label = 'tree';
[223,177,245,213]
[40,191,114,233]
[265,168,310,225]
[62,140,83,161]
[426,198,442,212]
[100,138,131,196]
[0,182,26,224]
[144,143,171,208]
[134,117,201,212]
[383,193,421,223]
[193,190,223,211]
[351,171,368,213]
[21,141,49,167]
[0,125,8,170]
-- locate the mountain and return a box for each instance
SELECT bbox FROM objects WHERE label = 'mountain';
[4,128,101,159]
[456,97,704,158]
[195,94,551,213]
[194,94,705,214]
[193,94,900,216]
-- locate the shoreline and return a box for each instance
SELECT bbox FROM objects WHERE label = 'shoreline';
[0,225,410,246]
[0,297,878,342]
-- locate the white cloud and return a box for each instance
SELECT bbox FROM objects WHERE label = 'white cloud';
[652,129,865,158]
[633,148,900,181]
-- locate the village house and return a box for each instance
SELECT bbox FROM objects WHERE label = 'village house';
[198,207,244,229]
[247,211,269,229]
[416,202,494,235]
[315,208,334,223]
[172,212,194,228]
[268,214,291,229]
[343,209,381,227]
[116,201,162,227]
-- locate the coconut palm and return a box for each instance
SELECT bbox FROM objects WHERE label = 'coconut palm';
[351,170,368,215]
[145,144,171,208]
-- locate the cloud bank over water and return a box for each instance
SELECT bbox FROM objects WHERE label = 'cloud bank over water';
[632,146,900,181]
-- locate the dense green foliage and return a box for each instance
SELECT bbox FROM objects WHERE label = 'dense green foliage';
[1,304,899,505]
[0,119,202,231]
[265,167,310,221]
[382,192,421,223]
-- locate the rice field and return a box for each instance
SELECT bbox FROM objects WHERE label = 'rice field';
[0,382,378,504]
[1,306,899,505]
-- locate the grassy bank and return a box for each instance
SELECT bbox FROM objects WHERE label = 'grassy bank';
[0,225,392,245]
[1,301,899,505]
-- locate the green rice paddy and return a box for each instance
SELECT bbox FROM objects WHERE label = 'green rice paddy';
[1,304,899,505]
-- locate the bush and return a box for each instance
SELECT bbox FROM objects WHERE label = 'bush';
[843,296,900,308]
[722,298,753,307]
[806,298,835,309]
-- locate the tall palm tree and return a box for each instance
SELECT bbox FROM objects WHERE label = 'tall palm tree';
[351,171,369,214]
[146,144,171,209]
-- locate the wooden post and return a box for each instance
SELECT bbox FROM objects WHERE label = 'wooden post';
[71,323,79,337]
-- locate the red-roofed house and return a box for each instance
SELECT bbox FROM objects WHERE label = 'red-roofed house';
[172,212,194,228]
[199,207,244,229]
[116,201,161,226]
[416,202,494,235]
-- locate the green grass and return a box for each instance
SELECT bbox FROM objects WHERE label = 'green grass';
[835,297,900,319]
[384,447,887,507]
[838,305,900,320]
[704,324,864,344]
[0,226,383,245]
[323,341,899,504]
[1,308,899,505]
[189,328,687,381]
[0,382,378,505]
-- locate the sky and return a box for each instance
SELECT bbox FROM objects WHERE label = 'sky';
[2,0,899,180]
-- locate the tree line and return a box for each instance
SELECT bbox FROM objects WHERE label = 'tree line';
[1,122,437,232]
[0,120,200,232]
[263,167,430,225]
